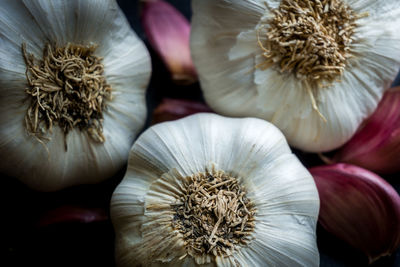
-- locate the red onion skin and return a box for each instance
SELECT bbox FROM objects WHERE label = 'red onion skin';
[37,205,108,227]
[141,0,197,84]
[152,98,213,124]
[310,163,400,263]
[333,88,400,174]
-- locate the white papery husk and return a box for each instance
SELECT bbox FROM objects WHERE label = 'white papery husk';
[190,0,400,152]
[110,113,320,267]
[0,0,151,191]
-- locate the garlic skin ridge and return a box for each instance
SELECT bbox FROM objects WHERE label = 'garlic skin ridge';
[0,0,151,191]
[111,113,320,267]
[190,0,400,152]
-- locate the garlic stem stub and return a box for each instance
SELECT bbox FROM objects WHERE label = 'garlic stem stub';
[0,0,151,191]
[190,0,400,152]
[310,163,400,263]
[111,113,320,266]
[333,87,400,174]
[141,0,197,85]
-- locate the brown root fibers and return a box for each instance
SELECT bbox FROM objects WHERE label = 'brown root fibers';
[22,43,112,148]
[171,172,256,258]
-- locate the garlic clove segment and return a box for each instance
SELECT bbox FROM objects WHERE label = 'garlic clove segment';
[141,0,197,85]
[333,87,400,174]
[309,163,400,263]
[151,98,213,124]
[190,0,400,152]
[111,113,320,267]
[0,0,151,191]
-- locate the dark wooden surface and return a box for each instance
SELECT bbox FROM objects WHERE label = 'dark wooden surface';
[2,1,400,266]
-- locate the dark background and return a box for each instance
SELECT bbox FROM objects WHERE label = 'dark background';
[2,0,400,266]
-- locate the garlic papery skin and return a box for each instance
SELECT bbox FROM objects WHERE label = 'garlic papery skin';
[0,0,151,191]
[190,0,400,152]
[111,113,320,267]
[333,87,400,174]
[309,163,400,263]
[141,0,197,85]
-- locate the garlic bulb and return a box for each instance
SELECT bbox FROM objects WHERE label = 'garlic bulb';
[111,113,320,266]
[0,0,151,191]
[190,0,400,152]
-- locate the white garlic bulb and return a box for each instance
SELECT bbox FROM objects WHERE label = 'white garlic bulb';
[190,0,400,152]
[111,113,320,267]
[0,0,151,191]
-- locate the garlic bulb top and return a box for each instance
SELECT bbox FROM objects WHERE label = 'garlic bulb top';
[190,0,400,152]
[111,113,320,267]
[0,0,151,191]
